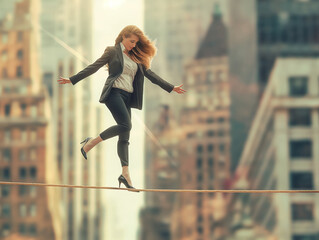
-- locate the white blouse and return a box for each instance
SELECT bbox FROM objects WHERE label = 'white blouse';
[112,42,138,93]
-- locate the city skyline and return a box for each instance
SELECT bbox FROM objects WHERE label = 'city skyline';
[1,0,319,239]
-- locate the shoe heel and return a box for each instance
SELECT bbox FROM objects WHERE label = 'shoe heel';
[80,137,91,144]
[118,181,121,188]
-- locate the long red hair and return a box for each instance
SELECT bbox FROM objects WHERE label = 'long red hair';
[115,25,157,69]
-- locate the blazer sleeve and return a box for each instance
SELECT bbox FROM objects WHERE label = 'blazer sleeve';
[142,65,174,93]
[70,47,113,85]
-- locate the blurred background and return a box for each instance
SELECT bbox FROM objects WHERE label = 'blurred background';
[0,0,319,239]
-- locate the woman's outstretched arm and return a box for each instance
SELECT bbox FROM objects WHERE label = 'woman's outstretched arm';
[58,47,114,85]
[142,65,186,94]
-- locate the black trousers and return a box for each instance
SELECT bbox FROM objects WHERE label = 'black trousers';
[99,88,132,166]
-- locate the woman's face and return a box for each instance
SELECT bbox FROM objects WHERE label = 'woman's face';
[122,34,139,51]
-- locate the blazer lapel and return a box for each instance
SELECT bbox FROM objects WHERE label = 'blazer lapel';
[138,64,143,74]
[116,43,124,69]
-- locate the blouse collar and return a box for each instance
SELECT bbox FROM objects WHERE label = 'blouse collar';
[120,42,126,52]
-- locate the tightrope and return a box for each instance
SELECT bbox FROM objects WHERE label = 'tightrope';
[0,181,318,193]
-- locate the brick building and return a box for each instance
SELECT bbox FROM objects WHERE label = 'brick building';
[0,0,61,239]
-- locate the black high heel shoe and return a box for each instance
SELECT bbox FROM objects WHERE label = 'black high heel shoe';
[80,137,92,160]
[118,175,139,192]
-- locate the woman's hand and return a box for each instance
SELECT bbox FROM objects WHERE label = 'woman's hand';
[57,76,71,84]
[173,84,186,94]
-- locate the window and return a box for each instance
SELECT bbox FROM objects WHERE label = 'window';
[19,224,26,234]
[218,130,225,137]
[207,130,214,137]
[17,49,23,60]
[290,172,313,189]
[197,173,203,182]
[208,158,213,167]
[207,144,214,153]
[4,104,11,116]
[218,117,225,123]
[289,109,311,126]
[207,117,214,123]
[16,66,23,77]
[30,167,37,179]
[19,204,27,217]
[3,168,10,180]
[197,145,203,154]
[2,204,11,217]
[293,235,317,240]
[290,140,312,158]
[187,132,195,138]
[31,105,37,117]
[289,77,308,96]
[19,150,26,161]
[1,222,11,236]
[206,71,213,83]
[0,185,10,197]
[198,214,203,223]
[30,186,37,197]
[21,103,27,116]
[21,129,27,141]
[292,203,314,221]
[3,149,11,162]
[19,186,27,196]
[30,204,37,217]
[1,50,7,61]
[19,167,27,179]
[219,144,225,153]
[29,224,37,236]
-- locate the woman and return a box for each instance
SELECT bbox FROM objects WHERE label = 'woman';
[58,25,186,190]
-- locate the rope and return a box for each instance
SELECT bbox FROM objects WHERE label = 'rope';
[0,181,318,193]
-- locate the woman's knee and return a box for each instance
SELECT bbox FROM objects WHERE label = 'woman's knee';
[121,122,132,131]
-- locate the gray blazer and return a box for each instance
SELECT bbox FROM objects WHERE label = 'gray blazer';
[69,43,174,110]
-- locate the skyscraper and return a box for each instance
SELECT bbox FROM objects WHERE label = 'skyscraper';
[40,0,106,239]
[171,6,231,239]
[141,4,232,239]
[0,0,61,238]
[232,57,319,239]
[256,0,319,91]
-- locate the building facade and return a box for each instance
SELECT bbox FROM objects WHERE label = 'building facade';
[0,0,61,239]
[171,7,231,240]
[256,0,319,91]
[40,0,106,239]
[233,57,319,239]
[141,5,232,240]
